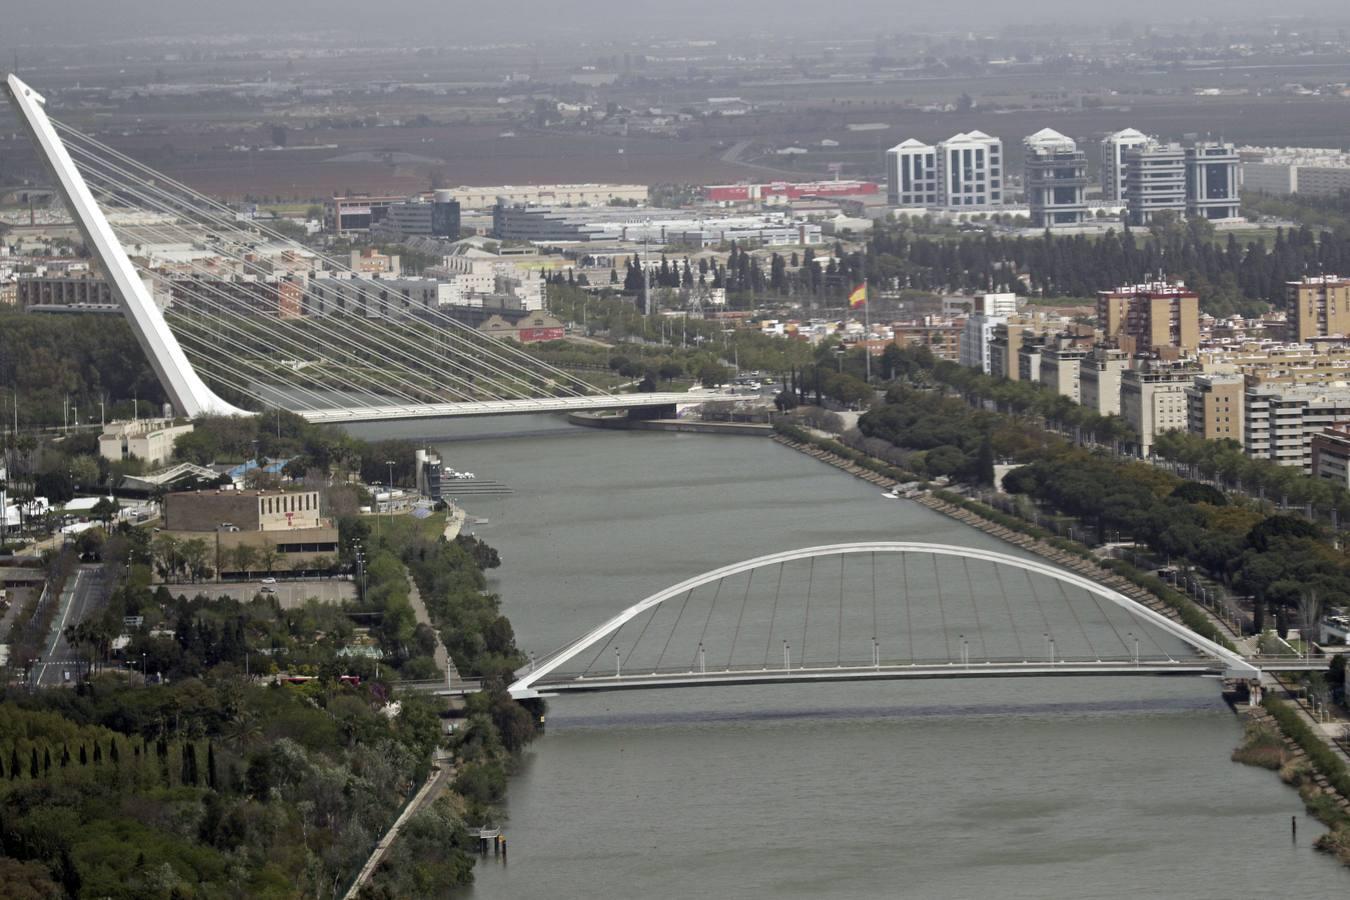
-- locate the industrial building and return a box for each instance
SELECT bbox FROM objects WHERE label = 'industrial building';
[161,488,340,574]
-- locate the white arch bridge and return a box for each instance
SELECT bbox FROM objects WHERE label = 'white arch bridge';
[504,543,1290,700]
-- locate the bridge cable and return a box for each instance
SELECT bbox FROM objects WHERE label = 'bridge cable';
[68,147,570,404]
[1051,579,1098,661]
[55,121,596,399]
[692,578,725,671]
[617,604,664,675]
[725,568,755,670]
[990,560,1026,660]
[653,588,695,674]
[1072,581,1134,659]
[870,552,878,665]
[74,170,499,406]
[961,557,991,661]
[931,554,954,663]
[836,553,845,666]
[799,556,816,668]
[77,170,543,408]
[1019,567,1056,646]
[762,563,786,669]
[900,552,915,663]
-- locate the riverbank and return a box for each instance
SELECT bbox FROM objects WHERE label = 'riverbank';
[567,410,771,436]
[1235,699,1350,866]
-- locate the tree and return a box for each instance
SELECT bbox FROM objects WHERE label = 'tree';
[231,543,258,578]
[258,540,280,576]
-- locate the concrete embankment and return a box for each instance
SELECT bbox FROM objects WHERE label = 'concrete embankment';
[568,411,771,436]
[771,434,905,489]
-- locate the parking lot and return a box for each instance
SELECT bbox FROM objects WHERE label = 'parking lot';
[161,579,357,609]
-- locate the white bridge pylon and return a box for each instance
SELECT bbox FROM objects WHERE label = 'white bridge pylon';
[507,542,1260,699]
[5,73,719,423]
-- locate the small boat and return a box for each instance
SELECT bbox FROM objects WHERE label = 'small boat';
[881,491,899,500]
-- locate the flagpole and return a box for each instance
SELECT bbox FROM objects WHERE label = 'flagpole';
[863,277,871,382]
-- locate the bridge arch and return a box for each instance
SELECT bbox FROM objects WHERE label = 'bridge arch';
[508,542,1257,698]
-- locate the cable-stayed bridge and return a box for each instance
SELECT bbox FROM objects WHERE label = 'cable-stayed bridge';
[499,543,1305,701]
[5,74,715,423]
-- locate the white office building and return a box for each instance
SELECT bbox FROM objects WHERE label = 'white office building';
[1023,128,1089,228]
[1101,128,1151,202]
[1125,142,1189,225]
[959,312,1007,374]
[937,131,1003,209]
[886,139,940,207]
[1186,142,1242,221]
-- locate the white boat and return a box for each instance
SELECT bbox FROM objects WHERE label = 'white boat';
[881,491,899,500]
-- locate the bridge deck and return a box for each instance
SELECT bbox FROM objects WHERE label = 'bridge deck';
[297,392,713,423]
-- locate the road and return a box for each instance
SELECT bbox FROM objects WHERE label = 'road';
[34,564,109,687]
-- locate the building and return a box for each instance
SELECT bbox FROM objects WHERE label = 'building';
[705,181,879,204]
[1311,425,1350,487]
[1289,275,1350,342]
[161,488,339,574]
[477,311,566,343]
[1121,368,1197,455]
[1245,383,1350,471]
[447,183,647,210]
[349,248,400,275]
[491,203,819,246]
[1185,142,1242,221]
[324,194,407,236]
[98,418,195,467]
[1185,374,1244,442]
[375,191,462,240]
[415,449,444,501]
[988,322,1024,380]
[1097,282,1200,353]
[1125,142,1189,225]
[886,139,939,207]
[1023,129,1089,228]
[16,273,125,313]
[1039,339,1088,401]
[1079,346,1131,416]
[1101,128,1151,202]
[937,131,1003,209]
[1240,147,1350,198]
[1017,336,1045,383]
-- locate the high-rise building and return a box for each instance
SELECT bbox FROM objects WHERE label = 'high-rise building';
[959,311,1007,375]
[885,132,1003,210]
[937,131,1003,209]
[1101,128,1150,202]
[988,323,1024,381]
[1122,368,1197,455]
[1040,338,1089,402]
[1185,142,1241,220]
[1079,346,1131,416]
[1023,128,1089,228]
[885,139,938,207]
[1245,383,1350,471]
[1096,282,1200,353]
[1125,142,1189,225]
[1288,275,1350,342]
[1185,374,1244,442]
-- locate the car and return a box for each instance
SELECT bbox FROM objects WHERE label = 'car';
[260,586,277,594]
[261,577,277,585]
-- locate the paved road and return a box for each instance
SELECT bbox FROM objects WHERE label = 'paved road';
[161,579,357,609]
[34,564,108,687]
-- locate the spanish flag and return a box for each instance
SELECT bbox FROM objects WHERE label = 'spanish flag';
[848,283,867,308]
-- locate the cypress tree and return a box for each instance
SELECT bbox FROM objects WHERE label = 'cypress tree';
[207,743,218,791]
[93,742,103,765]
[30,748,38,778]
[9,747,18,779]
[43,748,51,774]
[0,751,5,779]
[61,744,70,767]
[79,745,88,766]
[109,740,119,765]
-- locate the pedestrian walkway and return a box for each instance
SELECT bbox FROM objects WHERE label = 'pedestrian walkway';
[405,573,459,686]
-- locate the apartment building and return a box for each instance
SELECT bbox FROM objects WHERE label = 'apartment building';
[1311,425,1350,487]
[1244,383,1350,471]
[1121,368,1197,455]
[1079,346,1131,416]
[1097,282,1200,353]
[1289,275,1350,342]
[1040,340,1089,402]
[988,323,1024,381]
[1185,374,1244,442]
[1186,142,1242,221]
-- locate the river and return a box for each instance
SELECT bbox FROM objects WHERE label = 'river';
[352,415,1343,898]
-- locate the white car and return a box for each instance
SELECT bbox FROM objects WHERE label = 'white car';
[261,577,277,585]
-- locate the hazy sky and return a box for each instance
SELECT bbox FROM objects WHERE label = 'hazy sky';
[4,0,1347,44]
